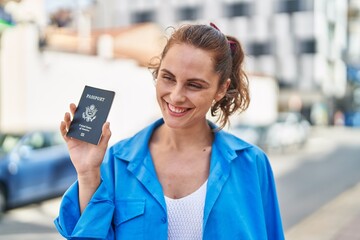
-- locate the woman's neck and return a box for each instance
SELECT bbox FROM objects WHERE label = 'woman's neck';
[153,121,213,151]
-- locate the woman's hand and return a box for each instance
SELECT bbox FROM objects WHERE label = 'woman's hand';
[60,103,111,212]
[60,103,111,176]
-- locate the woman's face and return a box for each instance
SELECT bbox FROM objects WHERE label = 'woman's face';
[156,43,229,130]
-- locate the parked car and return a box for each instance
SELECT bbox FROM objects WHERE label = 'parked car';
[344,111,360,127]
[0,131,76,217]
[264,112,311,151]
[229,112,311,152]
[228,124,269,150]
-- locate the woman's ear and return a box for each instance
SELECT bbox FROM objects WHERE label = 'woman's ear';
[215,79,231,102]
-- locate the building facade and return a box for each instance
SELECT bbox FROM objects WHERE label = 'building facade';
[91,0,348,122]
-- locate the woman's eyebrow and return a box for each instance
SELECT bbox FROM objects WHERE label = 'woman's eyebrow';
[160,68,175,77]
[188,78,210,85]
[160,68,210,85]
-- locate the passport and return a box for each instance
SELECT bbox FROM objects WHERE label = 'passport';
[67,85,115,145]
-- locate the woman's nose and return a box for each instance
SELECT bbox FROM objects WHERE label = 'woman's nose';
[170,85,186,103]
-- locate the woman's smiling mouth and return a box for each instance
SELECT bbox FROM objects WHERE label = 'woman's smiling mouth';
[167,103,190,115]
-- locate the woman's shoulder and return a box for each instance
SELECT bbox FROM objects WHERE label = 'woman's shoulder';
[216,128,270,163]
[216,128,263,151]
[108,119,163,159]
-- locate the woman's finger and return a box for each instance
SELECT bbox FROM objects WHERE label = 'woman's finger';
[98,122,111,148]
[60,121,69,141]
[64,112,71,131]
[70,103,77,117]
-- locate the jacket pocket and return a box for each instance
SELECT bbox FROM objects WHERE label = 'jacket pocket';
[114,199,146,239]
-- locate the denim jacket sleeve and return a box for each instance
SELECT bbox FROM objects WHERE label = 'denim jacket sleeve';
[202,146,284,239]
[54,121,168,240]
[54,150,116,239]
[202,130,284,240]
[255,150,284,239]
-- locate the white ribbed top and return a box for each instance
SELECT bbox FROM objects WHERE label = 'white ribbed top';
[165,180,208,240]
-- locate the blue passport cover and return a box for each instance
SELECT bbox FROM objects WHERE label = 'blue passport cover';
[67,85,115,145]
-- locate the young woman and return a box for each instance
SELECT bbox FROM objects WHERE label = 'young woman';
[55,23,284,239]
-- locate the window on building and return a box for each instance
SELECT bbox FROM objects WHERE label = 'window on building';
[247,42,272,56]
[176,6,201,21]
[131,10,155,23]
[275,0,314,13]
[297,39,316,54]
[224,2,253,17]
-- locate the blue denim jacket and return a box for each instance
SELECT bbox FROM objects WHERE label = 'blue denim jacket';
[54,119,284,239]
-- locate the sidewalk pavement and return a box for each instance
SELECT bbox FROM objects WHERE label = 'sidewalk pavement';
[285,181,360,240]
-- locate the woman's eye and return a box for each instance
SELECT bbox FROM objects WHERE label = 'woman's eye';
[188,83,203,89]
[162,75,174,81]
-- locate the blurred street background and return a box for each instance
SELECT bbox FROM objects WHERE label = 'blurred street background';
[0,0,359,239]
